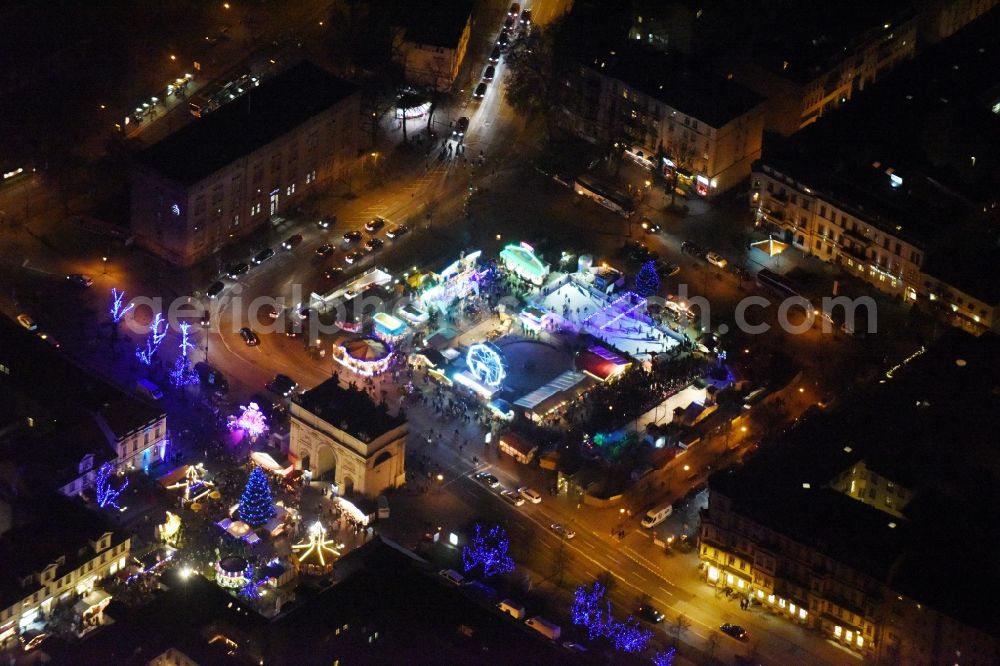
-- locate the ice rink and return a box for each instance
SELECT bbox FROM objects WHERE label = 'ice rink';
[535,280,680,359]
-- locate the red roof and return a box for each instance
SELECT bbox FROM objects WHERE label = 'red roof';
[576,347,630,381]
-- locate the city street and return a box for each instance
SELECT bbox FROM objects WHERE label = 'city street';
[0,2,886,664]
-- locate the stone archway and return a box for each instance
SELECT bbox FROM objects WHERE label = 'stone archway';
[316,445,337,482]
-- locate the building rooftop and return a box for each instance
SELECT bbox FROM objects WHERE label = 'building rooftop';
[0,317,164,440]
[709,330,1000,633]
[586,44,765,128]
[399,0,473,49]
[0,389,117,491]
[295,378,404,443]
[135,61,359,186]
[923,229,1000,304]
[0,493,124,607]
[758,6,1000,245]
[742,0,915,85]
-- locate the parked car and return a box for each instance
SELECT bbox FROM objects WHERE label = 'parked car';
[239,327,259,346]
[637,604,665,623]
[438,569,465,586]
[453,116,469,138]
[473,82,487,99]
[195,361,229,395]
[475,472,500,488]
[251,247,274,265]
[207,281,225,298]
[365,217,386,233]
[16,313,37,331]
[721,623,749,641]
[66,273,94,288]
[483,65,496,82]
[497,31,510,50]
[503,15,514,30]
[226,262,249,278]
[343,230,363,244]
[365,237,384,252]
[489,45,501,63]
[386,224,409,239]
[324,266,345,281]
[520,8,532,26]
[344,250,365,265]
[550,523,576,539]
[267,373,297,397]
[315,243,334,258]
[508,3,520,17]
[518,487,542,503]
[655,260,680,277]
[706,251,728,269]
[501,489,525,506]
[317,215,335,229]
[281,234,303,250]
[681,240,706,258]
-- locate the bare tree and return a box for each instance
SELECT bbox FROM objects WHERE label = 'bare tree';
[672,612,692,647]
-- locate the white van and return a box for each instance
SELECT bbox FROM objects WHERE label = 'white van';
[525,616,561,640]
[641,505,672,528]
[438,569,465,586]
[135,378,163,401]
[497,599,526,620]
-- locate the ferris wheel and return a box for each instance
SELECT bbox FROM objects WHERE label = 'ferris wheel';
[467,343,506,387]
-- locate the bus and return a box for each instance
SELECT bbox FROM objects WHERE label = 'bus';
[188,72,258,117]
[574,175,635,218]
[755,268,802,299]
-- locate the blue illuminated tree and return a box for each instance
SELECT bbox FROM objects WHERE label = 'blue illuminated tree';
[169,322,198,388]
[635,260,660,297]
[652,648,677,666]
[462,523,515,577]
[109,287,135,324]
[136,312,168,366]
[609,616,653,653]
[238,467,275,527]
[95,462,128,510]
[571,581,612,640]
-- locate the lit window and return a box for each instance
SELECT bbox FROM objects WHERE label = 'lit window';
[856,635,864,647]
[834,625,843,638]
[726,574,734,585]
[778,598,786,608]
[768,594,775,604]
[737,579,745,589]
[799,608,807,620]
[790,603,796,614]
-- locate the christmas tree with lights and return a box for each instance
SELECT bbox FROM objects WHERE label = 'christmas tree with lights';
[635,260,660,297]
[238,466,275,526]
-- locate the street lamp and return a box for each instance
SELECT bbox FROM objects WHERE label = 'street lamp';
[102,256,108,275]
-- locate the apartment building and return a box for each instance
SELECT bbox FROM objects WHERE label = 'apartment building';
[749,7,1000,333]
[131,61,360,267]
[0,495,130,643]
[393,1,473,91]
[700,331,1000,664]
[561,44,765,197]
[0,316,168,484]
[727,4,917,136]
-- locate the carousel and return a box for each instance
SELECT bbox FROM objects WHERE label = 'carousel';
[215,556,251,589]
[291,522,343,576]
[332,337,393,376]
